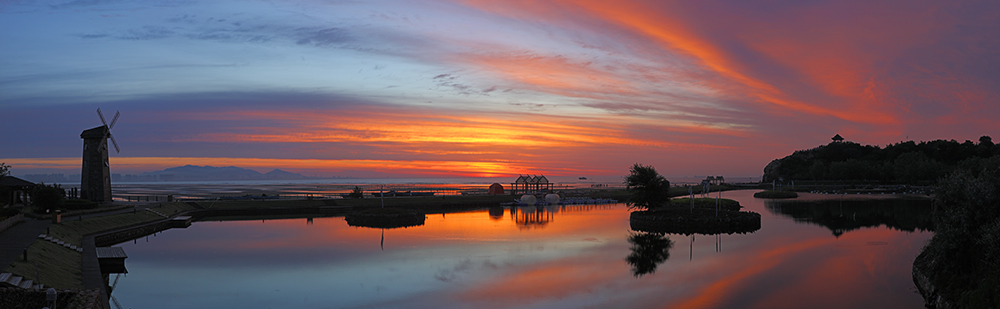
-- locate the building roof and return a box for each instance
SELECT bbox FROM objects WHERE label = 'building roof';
[0,176,36,188]
[515,175,529,183]
[96,246,128,259]
[81,125,109,139]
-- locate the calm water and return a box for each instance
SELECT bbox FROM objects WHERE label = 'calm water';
[111,190,932,308]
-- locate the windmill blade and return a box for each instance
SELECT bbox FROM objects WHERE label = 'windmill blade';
[109,111,120,130]
[109,133,121,153]
[97,108,107,126]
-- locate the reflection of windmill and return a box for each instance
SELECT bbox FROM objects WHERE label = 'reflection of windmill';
[81,108,120,202]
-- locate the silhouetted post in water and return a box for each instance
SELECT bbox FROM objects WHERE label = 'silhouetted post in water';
[689,186,694,213]
[689,235,694,260]
[839,193,844,217]
[716,189,721,217]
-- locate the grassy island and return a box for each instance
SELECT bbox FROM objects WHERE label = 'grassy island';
[623,164,760,235]
[752,190,799,199]
[630,198,761,235]
[345,207,425,228]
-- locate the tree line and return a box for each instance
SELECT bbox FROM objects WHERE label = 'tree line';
[763,136,998,184]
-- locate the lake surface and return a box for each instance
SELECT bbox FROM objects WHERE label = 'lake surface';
[111,190,932,308]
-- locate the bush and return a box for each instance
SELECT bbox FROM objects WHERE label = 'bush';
[348,186,363,199]
[31,183,65,213]
[1,207,21,219]
[916,155,1000,307]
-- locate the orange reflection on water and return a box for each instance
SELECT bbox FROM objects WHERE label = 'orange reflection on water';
[659,225,927,309]
[116,190,932,308]
[194,204,629,253]
[669,236,834,308]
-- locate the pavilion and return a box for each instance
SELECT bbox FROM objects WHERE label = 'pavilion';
[1,176,36,206]
[510,175,552,195]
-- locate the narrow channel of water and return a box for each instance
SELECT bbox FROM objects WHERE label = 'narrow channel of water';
[111,190,931,308]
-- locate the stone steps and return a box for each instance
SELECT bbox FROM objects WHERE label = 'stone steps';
[38,234,84,252]
[146,208,169,218]
[0,272,44,290]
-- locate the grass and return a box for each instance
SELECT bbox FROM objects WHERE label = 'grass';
[5,239,83,289]
[668,197,742,210]
[46,202,197,247]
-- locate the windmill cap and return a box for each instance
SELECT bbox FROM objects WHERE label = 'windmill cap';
[81,125,109,138]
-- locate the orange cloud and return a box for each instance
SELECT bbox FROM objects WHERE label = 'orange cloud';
[2,157,536,178]
[457,0,908,128]
[183,107,740,152]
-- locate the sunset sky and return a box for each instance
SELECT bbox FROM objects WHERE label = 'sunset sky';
[2,0,999,179]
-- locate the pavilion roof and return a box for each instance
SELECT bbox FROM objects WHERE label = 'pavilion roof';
[0,176,36,188]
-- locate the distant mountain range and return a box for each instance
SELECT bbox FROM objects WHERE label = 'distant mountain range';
[140,165,311,181]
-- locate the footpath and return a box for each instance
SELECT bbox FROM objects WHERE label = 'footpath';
[0,219,51,273]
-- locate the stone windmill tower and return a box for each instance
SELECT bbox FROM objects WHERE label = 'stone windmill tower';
[81,108,120,202]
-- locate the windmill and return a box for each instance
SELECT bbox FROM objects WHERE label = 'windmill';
[80,108,120,202]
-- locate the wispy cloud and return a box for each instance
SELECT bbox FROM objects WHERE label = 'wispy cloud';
[3,0,999,177]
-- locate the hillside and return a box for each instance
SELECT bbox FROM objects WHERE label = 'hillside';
[762,136,998,184]
[141,165,310,181]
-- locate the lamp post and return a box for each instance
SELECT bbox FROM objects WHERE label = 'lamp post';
[46,287,57,309]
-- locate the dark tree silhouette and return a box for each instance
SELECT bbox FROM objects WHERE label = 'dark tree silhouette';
[763,136,996,184]
[31,183,65,213]
[625,231,674,277]
[915,155,1000,307]
[348,186,364,198]
[624,163,670,210]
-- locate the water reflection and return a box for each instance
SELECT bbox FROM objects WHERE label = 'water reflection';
[765,197,934,237]
[488,207,503,220]
[511,206,554,229]
[111,191,932,309]
[625,232,674,277]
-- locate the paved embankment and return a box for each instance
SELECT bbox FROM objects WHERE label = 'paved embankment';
[0,219,50,274]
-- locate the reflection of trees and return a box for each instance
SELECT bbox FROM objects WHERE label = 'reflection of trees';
[765,198,934,237]
[511,206,553,229]
[625,232,673,277]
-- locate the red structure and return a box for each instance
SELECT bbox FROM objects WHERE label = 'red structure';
[488,183,504,195]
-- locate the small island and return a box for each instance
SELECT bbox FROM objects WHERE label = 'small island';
[752,190,798,199]
[623,164,761,235]
[344,207,425,229]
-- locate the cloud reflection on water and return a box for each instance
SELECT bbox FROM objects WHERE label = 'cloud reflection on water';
[114,190,930,308]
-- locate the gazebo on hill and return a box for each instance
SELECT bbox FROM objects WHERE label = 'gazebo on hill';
[510,175,552,195]
[832,134,845,143]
